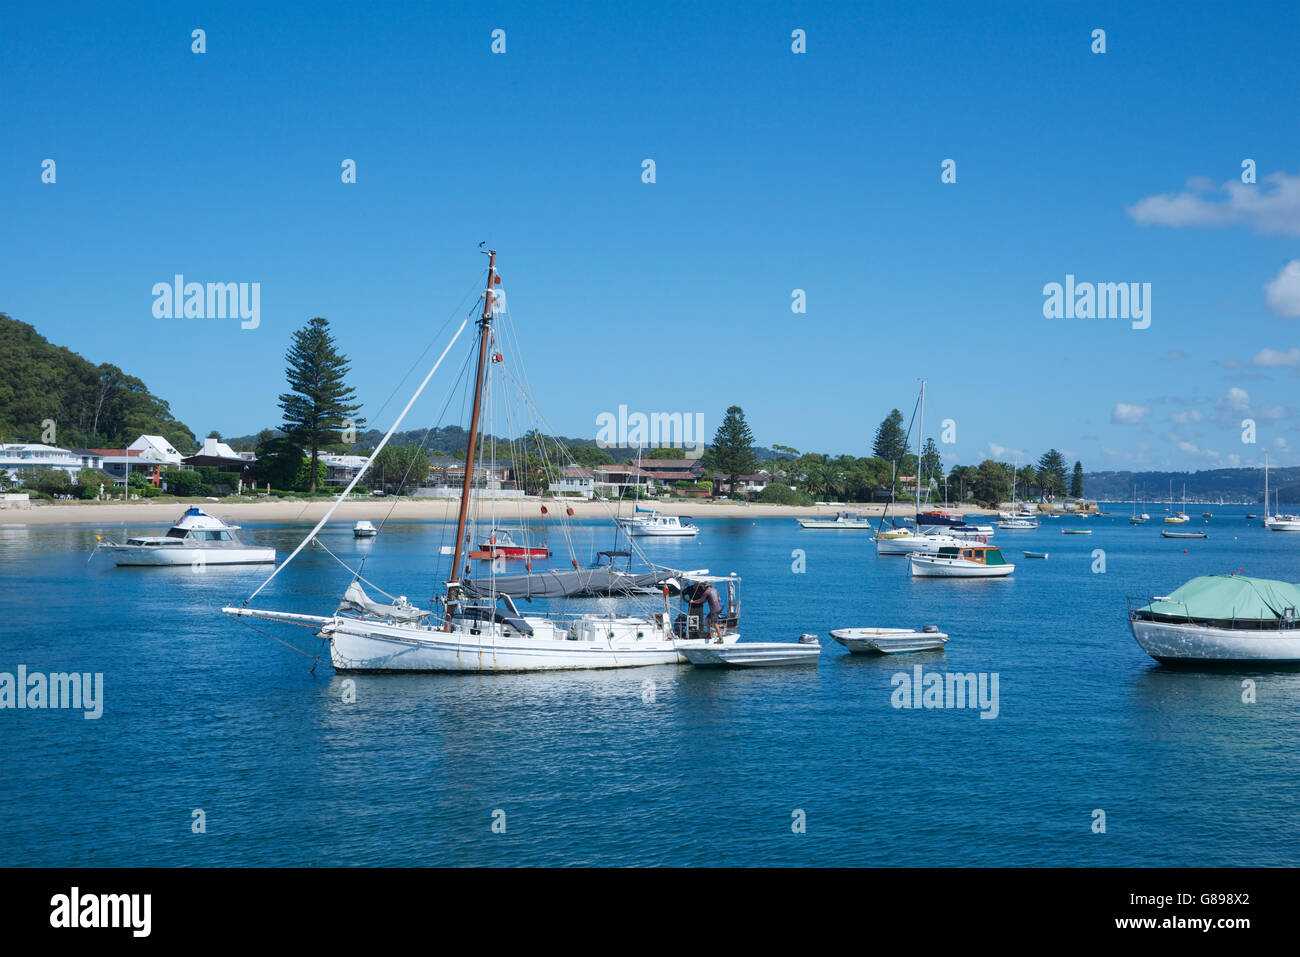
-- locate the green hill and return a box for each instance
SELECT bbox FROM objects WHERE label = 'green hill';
[0,313,195,452]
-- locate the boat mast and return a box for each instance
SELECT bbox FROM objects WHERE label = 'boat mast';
[445,250,498,625]
[916,379,926,518]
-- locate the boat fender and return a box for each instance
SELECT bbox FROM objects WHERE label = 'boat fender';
[566,506,574,516]
[571,559,579,569]
[540,505,548,514]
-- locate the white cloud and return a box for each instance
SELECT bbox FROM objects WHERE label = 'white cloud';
[1111,403,1150,424]
[1170,410,1202,425]
[1126,171,1300,236]
[1250,347,1300,367]
[1264,260,1300,318]
[1219,387,1251,415]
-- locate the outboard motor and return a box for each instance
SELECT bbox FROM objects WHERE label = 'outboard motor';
[797,633,819,644]
[921,624,940,634]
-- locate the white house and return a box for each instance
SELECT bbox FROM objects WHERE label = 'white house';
[0,444,102,482]
[128,435,185,465]
[548,464,595,499]
[321,453,370,487]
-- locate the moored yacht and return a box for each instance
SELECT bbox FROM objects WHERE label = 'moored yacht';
[224,250,737,672]
[1129,575,1300,663]
[909,545,1015,578]
[97,507,275,566]
[798,510,874,529]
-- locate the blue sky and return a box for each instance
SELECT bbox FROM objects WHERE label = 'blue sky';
[3,1,1299,471]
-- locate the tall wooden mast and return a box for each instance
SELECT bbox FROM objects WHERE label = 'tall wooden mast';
[445,249,497,625]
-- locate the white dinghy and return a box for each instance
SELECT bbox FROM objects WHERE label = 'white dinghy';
[677,634,821,667]
[829,626,948,654]
[353,520,377,538]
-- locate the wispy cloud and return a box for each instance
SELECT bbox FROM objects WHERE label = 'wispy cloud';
[1111,403,1150,425]
[1127,171,1300,236]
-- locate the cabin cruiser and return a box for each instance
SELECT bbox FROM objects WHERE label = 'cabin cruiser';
[909,545,1015,578]
[1129,575,1300,662]
[353,520,377,538]
[96,507,275,566]
[628,512,699,537]
[875,529,969,556]
[915,509,995,539]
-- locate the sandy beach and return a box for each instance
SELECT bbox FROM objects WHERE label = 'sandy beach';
[0,497,996,527]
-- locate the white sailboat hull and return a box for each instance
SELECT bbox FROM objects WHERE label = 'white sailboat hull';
[630,526,698,537]
[797,518,873,529]
[876,534,967,555]
[326,617,738,672]
[1130,618,1300,663]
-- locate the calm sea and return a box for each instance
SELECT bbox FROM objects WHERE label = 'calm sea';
[2,504,1298,866]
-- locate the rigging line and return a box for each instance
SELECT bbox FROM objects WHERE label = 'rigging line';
[243,314,472,605]
[364,270,486,424]
[313,538,399,598]
[233,616,325,668]
[271,276,484,534]
[355,341,477,587]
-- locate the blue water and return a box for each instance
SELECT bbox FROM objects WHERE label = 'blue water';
[2,506,1299,866]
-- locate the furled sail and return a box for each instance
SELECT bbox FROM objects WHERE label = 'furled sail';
[335,581,429,622]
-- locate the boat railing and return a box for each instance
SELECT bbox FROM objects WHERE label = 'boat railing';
[1127,596,1300,631]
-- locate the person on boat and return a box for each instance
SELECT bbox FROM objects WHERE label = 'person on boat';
[683,582,708,636]
[701,582,724,642]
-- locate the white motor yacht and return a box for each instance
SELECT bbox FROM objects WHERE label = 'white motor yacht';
[97,507,275,566]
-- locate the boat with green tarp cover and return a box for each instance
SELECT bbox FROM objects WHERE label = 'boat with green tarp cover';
[1129,575,1300,663]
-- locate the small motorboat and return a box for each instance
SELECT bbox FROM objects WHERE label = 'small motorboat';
[676,634,821,667]
[797,510,874,529]
[1202,512,1213,518]
[474,527,550,559]
[829,626,947,654]
[353,520,377,538]
[1162,530,1208,539]
[1062,528,1092,535]
[909,545,1015,578]
[95,507,275,566]
[1023,551,1049,559]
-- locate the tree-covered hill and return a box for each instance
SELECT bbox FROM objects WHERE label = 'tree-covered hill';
[0,313,196,451]
[1083,467,1300,504]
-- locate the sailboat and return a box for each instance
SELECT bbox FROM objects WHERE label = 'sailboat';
[875,381,969,555]
[1264,454,1300,532]
[1129,485,1146,525]
[997,457,1039,529]
[1163,481,1189,523]
[224,251,741,671]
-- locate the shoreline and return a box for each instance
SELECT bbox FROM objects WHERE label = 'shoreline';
[0,497,998,527]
